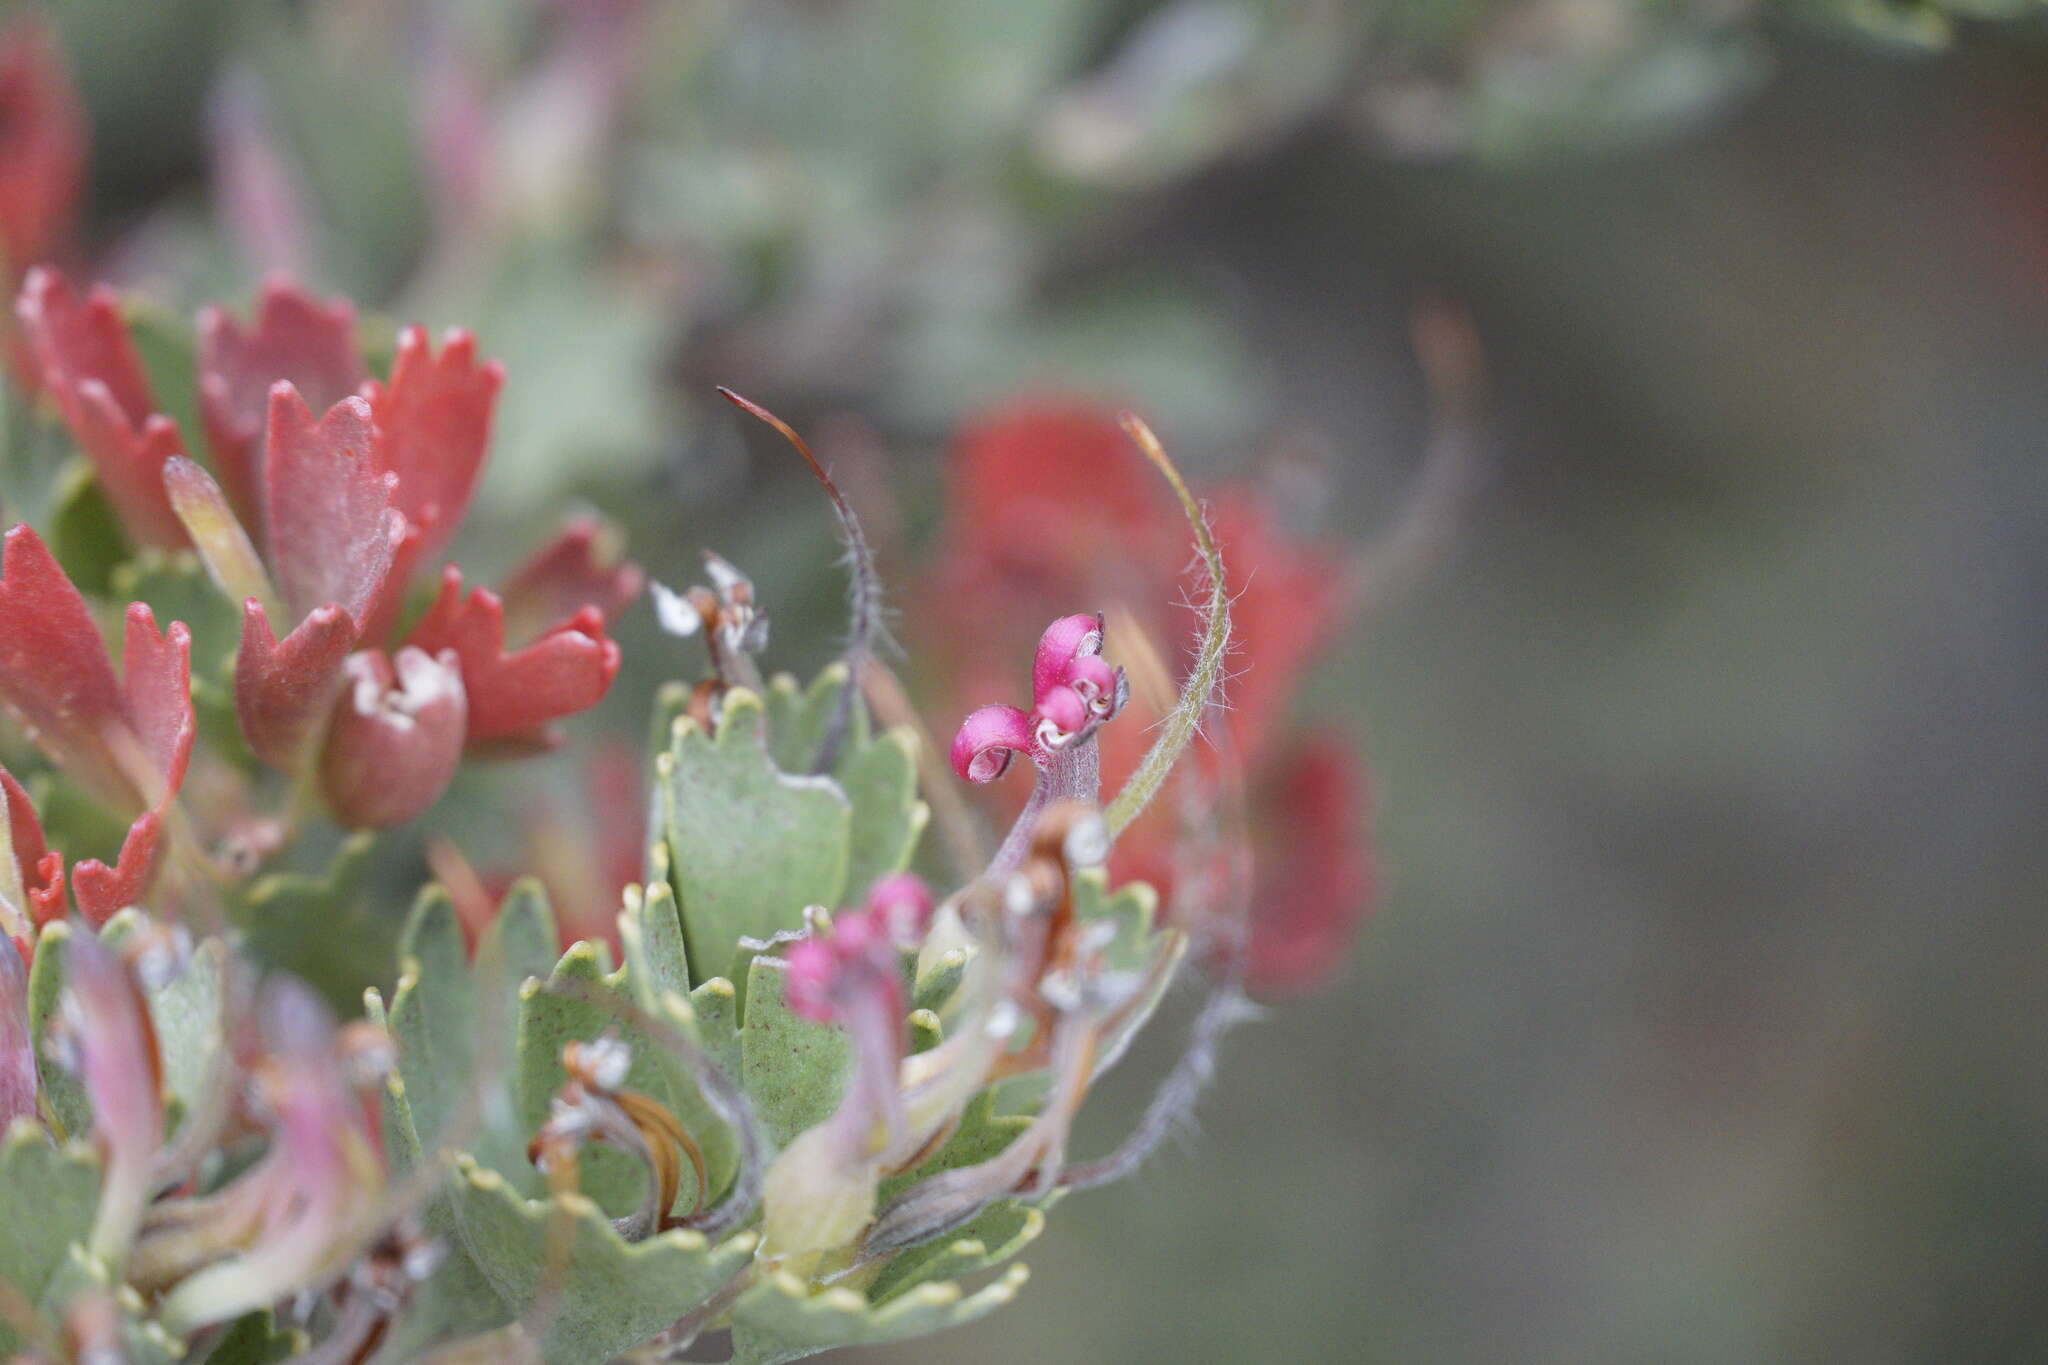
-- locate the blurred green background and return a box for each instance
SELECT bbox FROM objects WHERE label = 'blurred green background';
[29,0,2048,1360]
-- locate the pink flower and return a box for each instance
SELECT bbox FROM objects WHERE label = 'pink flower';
[16,269,188,548]
[62,934,165,1268]
[950,613,1127,786]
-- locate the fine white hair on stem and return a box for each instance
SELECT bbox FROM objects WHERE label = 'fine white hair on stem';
[716,387,883,774]
[1103,414,1232,838]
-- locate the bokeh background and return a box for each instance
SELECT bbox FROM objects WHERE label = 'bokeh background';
[23,1,2048,1361]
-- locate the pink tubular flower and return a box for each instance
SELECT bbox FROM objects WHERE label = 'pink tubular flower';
[405,568,620,750]
[0,525,193,923]
[16,269,188,549]
[156,980,386,1335]
[950,613,1127,789]
[197,276,364,530]
[319,647,468,829]
[63,934,166,1269]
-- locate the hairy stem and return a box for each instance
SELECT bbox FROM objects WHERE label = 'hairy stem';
[1102,416,1231,838]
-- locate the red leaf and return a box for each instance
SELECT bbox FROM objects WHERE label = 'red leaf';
[71,809,162,928]
[0,763,65,930]
[117,603,195,804]
[0,16,85,287]
[364,325,501,565]
[0,523,127,801]
[495,515,643,644]
[198,277,363,532]
[234,599,356,769]
[262,384,400,623]
[15,268,187,548]
[406,566,619,747]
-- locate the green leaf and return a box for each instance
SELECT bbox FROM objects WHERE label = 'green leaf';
[659,688,850,987]
[0,1122,101,1355]
[36,1243,181,1365]
[617,880,691,1012]
[121,296,203,455]
[446,1156,756,1365]
[877,1089,1031,1206]
[516,942,734,1217]
[739,954,850,1149]
[761,669,929,903]
[46,463,127,596]
[865,1200,1044,1306]
[234,834,395,1017]
[198,1311,305,1365]
[25,922,88,1140]
[1070,869,1158,974]
[727,1262,1030,1365]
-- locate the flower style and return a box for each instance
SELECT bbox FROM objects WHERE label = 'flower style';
[762,875,938,1259]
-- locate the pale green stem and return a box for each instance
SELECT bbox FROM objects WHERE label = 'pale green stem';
[1102,416,1231,838]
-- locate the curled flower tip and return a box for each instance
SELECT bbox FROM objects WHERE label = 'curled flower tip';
[950,703,1034,785]
[320,646,468,828]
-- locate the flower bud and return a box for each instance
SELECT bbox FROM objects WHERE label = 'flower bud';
[320,647,467,828]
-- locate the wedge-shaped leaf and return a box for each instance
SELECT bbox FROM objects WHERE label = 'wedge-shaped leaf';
[35,1243,182,1365]
[447,1156,756,1365]
[618,879,691,1012]
[659,688,849,987]
[384,884,555,1187]
[25,922,88,1139]
[1070,869,1158,974]
[877,1089,1032,1206]
[517,942,736,1216]
[110,552,246,760]
[198,1311,304,1365]
[740,954,850,1149]
[0,1121,100,1354]
[866,1201,1045,1305]
[727,1263,1030,1365]
[762,668,927,902]
[235,833,395,1016]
